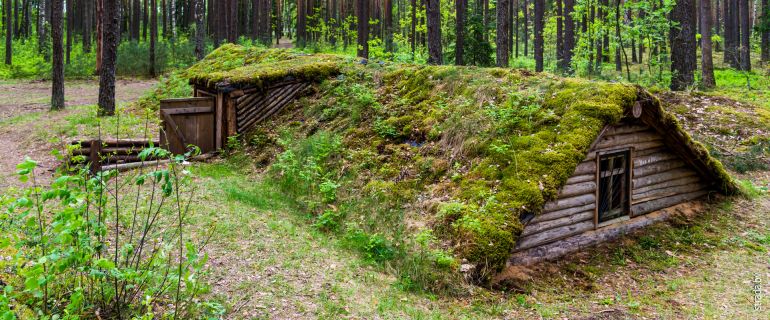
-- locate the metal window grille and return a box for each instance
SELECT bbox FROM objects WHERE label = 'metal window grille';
[598,151,630,223]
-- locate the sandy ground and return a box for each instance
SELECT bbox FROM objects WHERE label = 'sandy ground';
[0,79,156,189]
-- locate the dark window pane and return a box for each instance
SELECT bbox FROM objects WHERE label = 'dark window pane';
[598,150,630,224]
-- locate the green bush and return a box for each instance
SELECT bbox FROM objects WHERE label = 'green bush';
[0,149,221,318]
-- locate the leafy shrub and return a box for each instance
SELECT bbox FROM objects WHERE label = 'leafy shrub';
[0,148,221,318]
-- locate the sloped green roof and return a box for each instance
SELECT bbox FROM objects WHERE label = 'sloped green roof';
[187,46,737,275]
[186,44,343,90]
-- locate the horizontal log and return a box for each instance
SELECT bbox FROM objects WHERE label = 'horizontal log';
[634,146,668,157]
[585,141,665,162]
[594,131,662,150]
[521,210,594,237]
[69,139,159,148]
[631,190,710,216]
[101,159,172,172]
[565,174,594,185]
[534,203,596,223]
[603,125,651,136]
[632,175,701,196]
[573,161,596,176]
[633,152,678,167]
[632,183,708,205]
[510,206,680,265]
[633,159,685,178]
[633,168,696,189]
[543,193,596,212]
[514,220,595,251]
[558,181,596,199]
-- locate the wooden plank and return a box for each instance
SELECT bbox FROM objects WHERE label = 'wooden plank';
[633,168,696,189]
[162,106,214,115]
[514,220,595,251]
[631,190,710,216]
[160,97,214,108]
[632,175,702,196]
[521,210,594,237]
[534,203,596,223]
[633,152,677,167]
[215,92,224,149]
[226,95,237,138]
[586,141,665,162]
[635,146,668,157]
[543,193,596,212]
[573,161,596,176]
[565,174,594,185]
[603,124,651,136]
[632,183,708,205]
[633,159,686,178]
[594,131,662,150]
[510,206,681,264]
[557,181,596,199]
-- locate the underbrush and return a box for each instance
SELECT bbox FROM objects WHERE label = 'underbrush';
[263,129,465,294]
[0,147,222,318]
[0,37,201,80]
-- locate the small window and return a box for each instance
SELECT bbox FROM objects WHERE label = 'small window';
[597,150,631,224]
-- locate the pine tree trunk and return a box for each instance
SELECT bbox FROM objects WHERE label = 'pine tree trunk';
[143,0,148,40]
[65,0,71,63]
[701,0,716,88]
[195,0,204,59]
[514,0,519,58]
[669,0,696,91]
[96,0,103,72]
[51,0,64,110]
[523,0,528,56]
[496,0,509,66]
[739,0,750,70]
[5,0,12,65]
[563,0,574,73]
[763,0,769,61]
[455,0,464,64]
[385,0,393,52]
[556,0,563,71]
[98,0,119,116]
[38,0,47,57]
[534,0,543,71]
[410,0,416,57]
[150,0,157,74]
[614,0,621,72]
[426,0,442,64]
[131,0,139,40]
[260,0,271,44]
[357,0,368,58]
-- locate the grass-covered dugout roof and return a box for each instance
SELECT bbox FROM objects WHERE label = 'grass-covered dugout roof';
[185,45,737,275]
[186,44,343,91]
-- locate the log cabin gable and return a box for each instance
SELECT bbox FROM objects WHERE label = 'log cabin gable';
[512,119,716,257]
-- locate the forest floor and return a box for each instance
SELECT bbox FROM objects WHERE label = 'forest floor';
[0,79,156,189]
[0,80,768,319]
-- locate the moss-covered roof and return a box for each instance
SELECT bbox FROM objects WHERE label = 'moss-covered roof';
[187,46,737,278]
[186,44,343,90]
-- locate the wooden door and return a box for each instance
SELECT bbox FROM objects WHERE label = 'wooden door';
[160,97,217,154]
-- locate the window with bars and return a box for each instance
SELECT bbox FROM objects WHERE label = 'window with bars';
[597,150,631,224]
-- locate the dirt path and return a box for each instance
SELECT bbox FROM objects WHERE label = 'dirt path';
[0,79,156,189]
[273,38,294,49]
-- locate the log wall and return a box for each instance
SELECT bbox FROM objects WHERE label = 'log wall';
[511,123,714,261]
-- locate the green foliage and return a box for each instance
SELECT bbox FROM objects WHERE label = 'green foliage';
[191,47,735,286]
[461,13,494,67]
[0,150,220,318]
[117,37,198,76]
[135,70,193,111]
[0,36,200,79]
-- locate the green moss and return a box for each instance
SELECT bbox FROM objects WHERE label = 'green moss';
[186,44,344,90]
[188,46,737,283]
